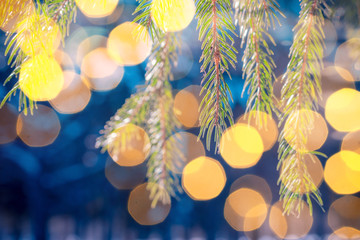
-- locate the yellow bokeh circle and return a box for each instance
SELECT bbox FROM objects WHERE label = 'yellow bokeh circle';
[107,124,151,167]
[151,0,195,32]
[182,156,226,201]
[220,123,264,169]
[19,54,64,101]
[107,22,152,66]
[75,0,119,18]
[325,88,360,132]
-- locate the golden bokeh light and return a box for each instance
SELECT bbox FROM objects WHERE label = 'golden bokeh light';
[237,111,279,151]
[173,85,202,128]
[0,0,34,32]
[151,0,195,32]
[54,50,75,72]
[81,48,118,79]
[329,227,360,240]
[83,67,124,91]
[220,123,264,169]
[182,156,226,201]
[16,105,61,147]
[335,38,360,81]
[230,175,272,204]
[0,104,18,145]
[105,158,146,190]
[75,0,119,18]
[17,14,60,56]
[76,35,107,66]
[319,66,355,108]
[167,132,205,174]
[107,22,152,66]
[87,4,123,25]
[19,54,64,101]
[342,130,360,154]
[128,183,171,225]
[224,188,268,232]
[107,124,151,167]
[50,71,91,114]
[328,196,360,238]
[284,109,328,152]
[269,201,313,239]
[324,151,360,195]
[325,88,360,132]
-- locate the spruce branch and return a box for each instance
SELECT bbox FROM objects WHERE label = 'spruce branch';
[195,0,237,152]
[234,0,284,126]
[278,0,327,216]
[133,0,160,40]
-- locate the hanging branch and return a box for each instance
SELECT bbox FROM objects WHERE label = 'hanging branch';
[1,0,77,114]
[133,0,160,40]
[195,0,237,152]
[234,0,284,126]
[278,0,328,215]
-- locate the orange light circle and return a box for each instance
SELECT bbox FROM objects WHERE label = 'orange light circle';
[75,0,119,18]
[342,130,360,154]
[0,104,18,144]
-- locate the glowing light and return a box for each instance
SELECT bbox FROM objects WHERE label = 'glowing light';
[54,50,75,72]
[19,54,64,101]
[107,124,151,167]
[17,14,60,56]
[220,123,264,169]
[128,183,171,225]
[328,196,360,238]
[324,151,360,194]
[0,104,18,144]
[105,158,146,190]
[107,22,152,66]
[224,188,268,232]
[81,48,118,79]
[0,0,34,32]
[87,4,123,25]
[284,109,328,152]
[50,71,91,114]
[166,132,205,173]
[182,156,226,200]
[230,175,272,204]
[173,85,202,128]
[151,0,195,32]
[325,88,360,132]
[342,130,360,154]
[335,38,360,81]
[237,111,278,151]
[16,105,61,147]
[269,201,313,239]
[76,35,107,66]
[331,227,360,240]
[75,0,119,18]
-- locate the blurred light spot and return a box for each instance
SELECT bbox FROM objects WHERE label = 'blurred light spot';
[237,111,278,151]
[325,88,360,132]
[81,48,118,79]
[167,132,205,174]
[76,35,107,66]
[18,14,60,56]
[324,151,360,194]
[0,0,34,32]
[182,156,226,200]
[87,4,123,25]
[323,20,338,57]
[152,0,195,32]
[107,124,151,167]
[173,85,202,128]
[105,158,146,190]
[50,71,91,114]
[54,50,75,72]
[19,54,64,101]
[330,227,360,240]
[320,66,355,108]
[230,175,272,204]
[172,42,194,80]
[220,123,263,169]
[107,22,152,66]
[17,105,61,147]
[284,109,328,152]
[75,0,119,18]
[224,188,268,232]
[83,67,124,91]
[0,104,18,144]
[269,201,313,239]
[342,130,360,154]
[335,38,360,81]
[328,196,360,238]
[280,154,323,194]
[128,183,171,225]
